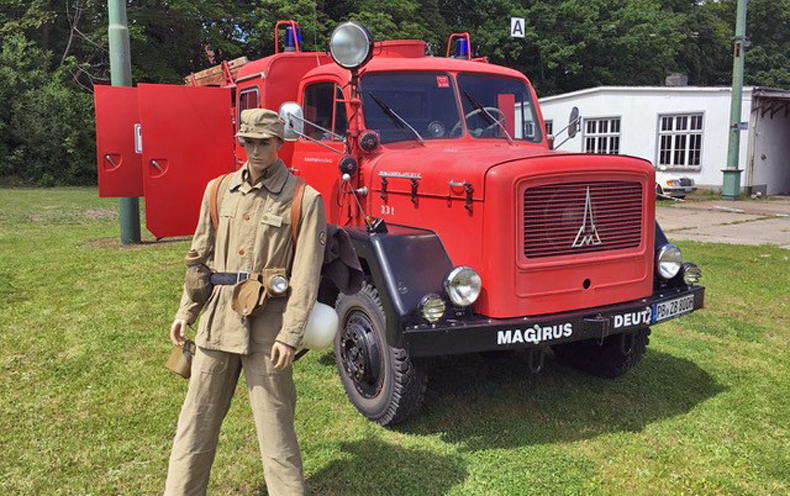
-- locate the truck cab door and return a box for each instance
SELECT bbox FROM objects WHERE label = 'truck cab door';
[291,82,347,224]
[137,84,236,238]
[94,86,144,198]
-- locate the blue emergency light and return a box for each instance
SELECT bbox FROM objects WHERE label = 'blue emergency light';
[285,26,301,52]
[454,38,469,59]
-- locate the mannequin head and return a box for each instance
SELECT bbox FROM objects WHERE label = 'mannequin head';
[235,108,286,180]
[243,137,283,176]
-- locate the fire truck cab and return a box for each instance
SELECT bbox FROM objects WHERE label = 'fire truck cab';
[94,21,705,426]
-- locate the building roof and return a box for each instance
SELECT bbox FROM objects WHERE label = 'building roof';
[539,85,757,104]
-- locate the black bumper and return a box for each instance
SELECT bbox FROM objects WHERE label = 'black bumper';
[403,285,705,357]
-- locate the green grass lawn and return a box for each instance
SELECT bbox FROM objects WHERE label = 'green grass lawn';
[1,187,788,495]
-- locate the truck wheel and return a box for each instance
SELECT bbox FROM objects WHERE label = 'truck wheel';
[552,328,650,378]
[334,281,427,426]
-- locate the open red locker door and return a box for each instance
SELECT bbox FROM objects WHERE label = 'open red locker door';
[94,85,144,198]
[137,84,236,238]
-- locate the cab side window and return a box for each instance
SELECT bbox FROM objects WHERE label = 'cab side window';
[237,86,260,128]
[303,82,348,141]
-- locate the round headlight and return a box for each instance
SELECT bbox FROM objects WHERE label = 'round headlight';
[444,266,482,307]
[656,244,682,279]
[329,22,374,70]
[270,274,289,295]
[420,293,446,323]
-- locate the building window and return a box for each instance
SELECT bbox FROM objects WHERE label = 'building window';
[658,113,703,168]
[583,117,620,154]
[545,120,553,136]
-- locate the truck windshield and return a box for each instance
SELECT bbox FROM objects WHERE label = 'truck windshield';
[457,74,542,142]
[360,72,462,144]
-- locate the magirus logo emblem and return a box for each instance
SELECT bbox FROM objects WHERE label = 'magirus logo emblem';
[572,187,602,248]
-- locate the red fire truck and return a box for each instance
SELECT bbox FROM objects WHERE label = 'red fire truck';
[95,20,704,426]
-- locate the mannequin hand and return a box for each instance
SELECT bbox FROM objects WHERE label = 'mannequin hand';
[271,341,296,370]
[170,319,188,347]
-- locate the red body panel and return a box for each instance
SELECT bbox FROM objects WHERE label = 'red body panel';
[94,86,144,198]
[137,84,235,237]
[479,155,655,317]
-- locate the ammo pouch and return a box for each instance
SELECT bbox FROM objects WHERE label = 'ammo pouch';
[231,268,290,317]
[184,249,213,304]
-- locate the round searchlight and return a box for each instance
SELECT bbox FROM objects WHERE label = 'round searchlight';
[330,22,374,70]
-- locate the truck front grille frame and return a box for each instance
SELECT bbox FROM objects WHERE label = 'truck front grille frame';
[523,181,643,259]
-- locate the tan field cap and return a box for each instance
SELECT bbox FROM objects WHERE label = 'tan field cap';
[236,108,285,141]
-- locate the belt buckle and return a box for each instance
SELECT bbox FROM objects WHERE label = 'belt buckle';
[237,271,250,284]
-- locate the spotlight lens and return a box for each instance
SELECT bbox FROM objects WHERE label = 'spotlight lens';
[330,22,373,69]
[270,275,289,295]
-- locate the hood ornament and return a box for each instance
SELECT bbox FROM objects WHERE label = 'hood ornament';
[572,187,602,248]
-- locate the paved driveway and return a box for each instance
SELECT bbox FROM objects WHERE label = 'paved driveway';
[657,197,790,249]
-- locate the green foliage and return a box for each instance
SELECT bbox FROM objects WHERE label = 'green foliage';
[0,34,96,185]
[744,0,790,88]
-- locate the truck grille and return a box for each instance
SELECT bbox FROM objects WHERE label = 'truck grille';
[523,181,643,259]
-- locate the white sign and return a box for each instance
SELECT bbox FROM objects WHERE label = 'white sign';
[511,17,525,38]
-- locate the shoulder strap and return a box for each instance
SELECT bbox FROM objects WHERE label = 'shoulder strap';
[290,176,307,247]
[209,173,232,231]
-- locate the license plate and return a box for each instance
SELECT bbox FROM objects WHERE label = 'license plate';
[652,295,695,323]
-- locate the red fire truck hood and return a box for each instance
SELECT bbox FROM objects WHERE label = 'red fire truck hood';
[367,142,552,201]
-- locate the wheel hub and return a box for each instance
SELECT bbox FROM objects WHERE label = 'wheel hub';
[339,311,382,398]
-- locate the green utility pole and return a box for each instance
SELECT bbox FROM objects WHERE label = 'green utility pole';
[723,0,748,200]
[108,0,141,244]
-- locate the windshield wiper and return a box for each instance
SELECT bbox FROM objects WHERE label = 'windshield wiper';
[369,92,426,146]
[462,90,514,144]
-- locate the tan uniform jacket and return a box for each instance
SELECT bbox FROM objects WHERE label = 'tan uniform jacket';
[175,159,327,354]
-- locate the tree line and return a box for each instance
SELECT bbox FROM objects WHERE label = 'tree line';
[1,0,788,186]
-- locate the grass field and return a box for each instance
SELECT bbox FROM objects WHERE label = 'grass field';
[1,187,789,495]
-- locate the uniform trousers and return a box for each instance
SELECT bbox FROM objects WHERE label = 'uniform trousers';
[164,346,305,496]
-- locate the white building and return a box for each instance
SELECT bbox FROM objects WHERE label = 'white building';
[539,86,790,195]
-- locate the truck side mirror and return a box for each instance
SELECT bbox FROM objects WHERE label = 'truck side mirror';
[568,107,580,139]
[279,102,304,141]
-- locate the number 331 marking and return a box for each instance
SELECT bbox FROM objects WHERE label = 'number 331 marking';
[380,205,395,216]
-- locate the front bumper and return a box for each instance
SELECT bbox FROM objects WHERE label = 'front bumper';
[403,285,705,357]
[663,186,697,196]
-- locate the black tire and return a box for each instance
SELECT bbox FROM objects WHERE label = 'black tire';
[552,328,650,378]
[334,281,427,426]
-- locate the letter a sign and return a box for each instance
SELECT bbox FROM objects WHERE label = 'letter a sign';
[511,17,525,38]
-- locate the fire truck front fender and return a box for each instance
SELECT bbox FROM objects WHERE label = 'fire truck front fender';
[343,224,454,348]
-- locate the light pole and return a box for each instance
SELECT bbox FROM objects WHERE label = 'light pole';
[722,0,748,200]
[108,0,141,244]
